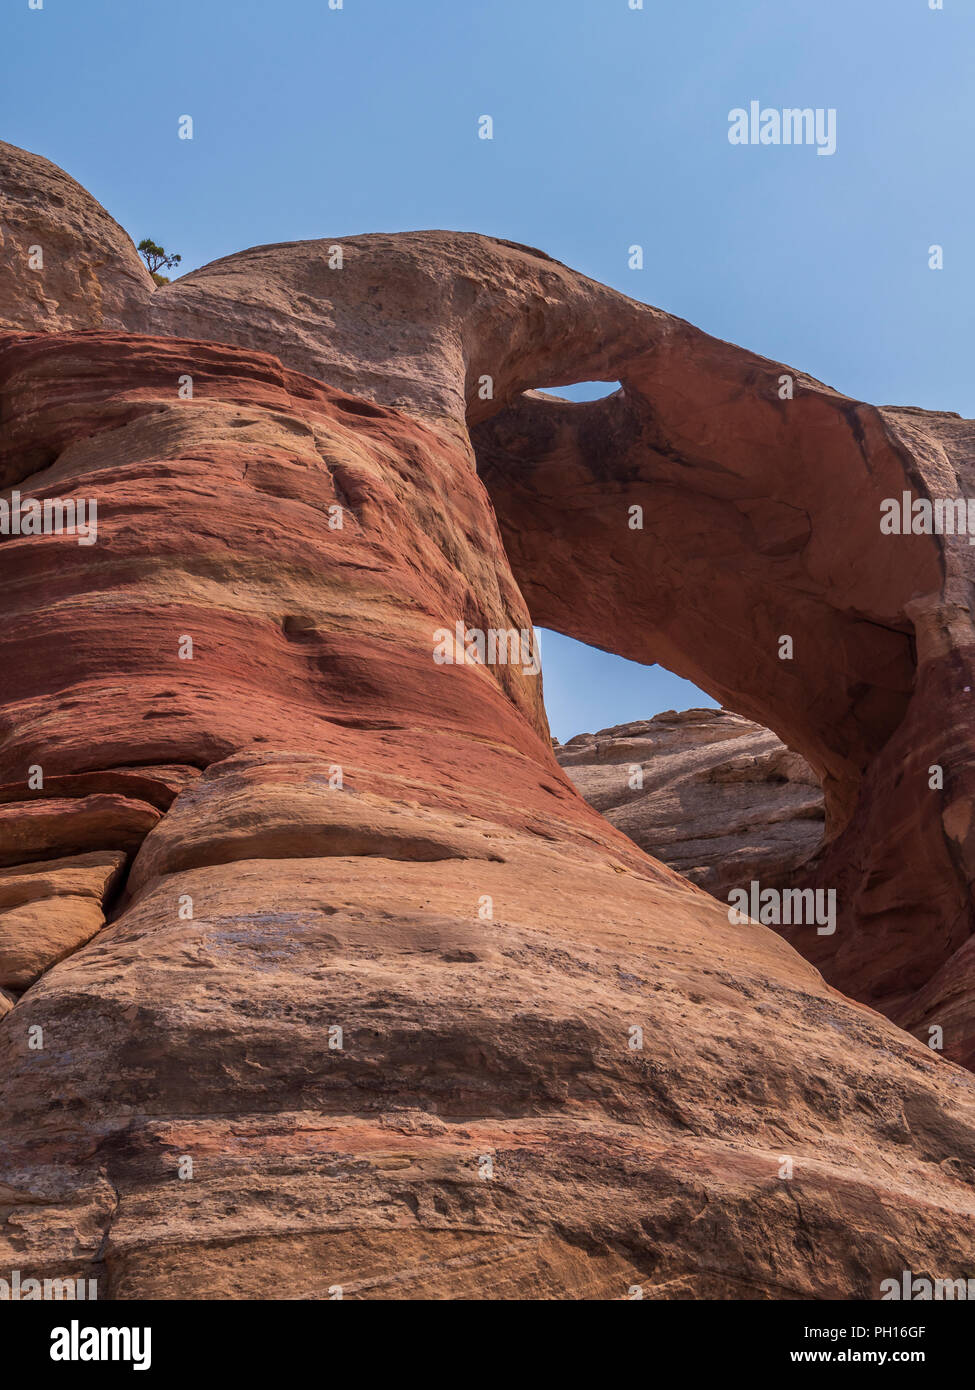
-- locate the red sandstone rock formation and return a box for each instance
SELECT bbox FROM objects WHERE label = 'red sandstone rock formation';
[0,141,974,1298]
[474,385,975,1070]
[555,708,825,899]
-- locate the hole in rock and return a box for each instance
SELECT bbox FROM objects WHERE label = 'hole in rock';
[540,630,715,742]
[540,381,622,403]
[541,630,825,903]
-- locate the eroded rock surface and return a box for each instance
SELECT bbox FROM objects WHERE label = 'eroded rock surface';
[0,141,152,333]
[0,143,973,1299]
[475,384,975,1064]
[556,709,825,899]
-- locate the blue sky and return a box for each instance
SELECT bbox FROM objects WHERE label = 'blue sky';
[4,0,970,739]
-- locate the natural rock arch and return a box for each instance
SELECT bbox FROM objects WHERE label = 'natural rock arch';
[144,208,975,1053]
[473,366,975,1056]
[1,141,973,1298]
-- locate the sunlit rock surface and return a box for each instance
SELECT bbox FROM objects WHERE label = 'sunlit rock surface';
[0,141,973,1299]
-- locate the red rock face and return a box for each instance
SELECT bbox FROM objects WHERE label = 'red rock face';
[474,372,975,1067]
[0,143,974,1299]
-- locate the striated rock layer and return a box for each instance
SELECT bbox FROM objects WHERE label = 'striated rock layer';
[555,708,825,900]
[0,142,974,1298]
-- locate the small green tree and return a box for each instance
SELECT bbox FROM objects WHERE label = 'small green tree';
[138,238,182,285]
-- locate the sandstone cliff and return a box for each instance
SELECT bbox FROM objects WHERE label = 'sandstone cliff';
[0,141,973,1299]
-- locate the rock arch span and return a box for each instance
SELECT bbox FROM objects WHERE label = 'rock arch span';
[0,141,973,1298]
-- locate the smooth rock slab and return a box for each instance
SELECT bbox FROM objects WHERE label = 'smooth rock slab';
[0,850,126,988]
[0,798,160,868]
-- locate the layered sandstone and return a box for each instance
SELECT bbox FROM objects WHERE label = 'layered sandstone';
[0,850,126,990]
[555,708,825,899]
[0,143,973,1299]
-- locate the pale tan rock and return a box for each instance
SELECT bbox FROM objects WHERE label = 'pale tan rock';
[6,767,975,1300]
[556,709,825,898]
[146,232,660,426]
[0,895,107,989]
[0,851,125,989]
[0,140,152,332]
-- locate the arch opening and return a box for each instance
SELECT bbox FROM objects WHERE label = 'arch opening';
[538,381,622,403]
[540,630,826,905]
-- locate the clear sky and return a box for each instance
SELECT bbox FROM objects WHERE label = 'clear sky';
[4,0,970,739]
